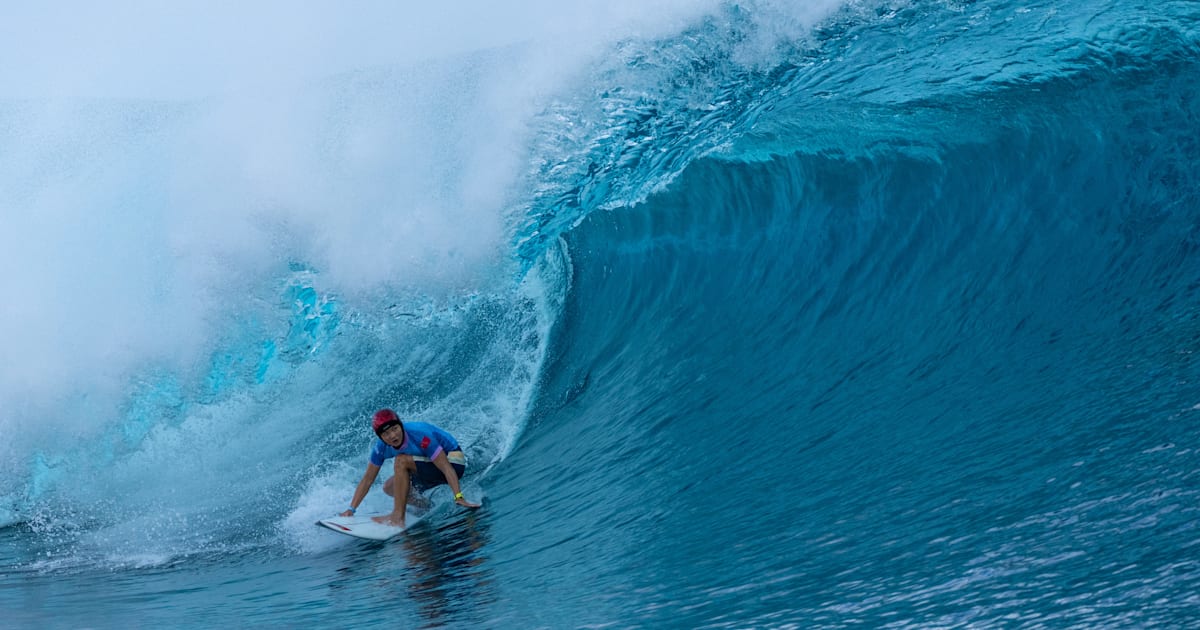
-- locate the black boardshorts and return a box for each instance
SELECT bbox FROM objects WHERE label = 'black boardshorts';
[411,450,467,492]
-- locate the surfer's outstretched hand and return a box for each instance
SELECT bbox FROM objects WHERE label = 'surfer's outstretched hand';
[455,496,481,509]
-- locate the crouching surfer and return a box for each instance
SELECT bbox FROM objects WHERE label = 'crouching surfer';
[341,409,481,527]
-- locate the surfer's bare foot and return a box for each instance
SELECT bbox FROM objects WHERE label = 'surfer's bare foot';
[372,512,405,527]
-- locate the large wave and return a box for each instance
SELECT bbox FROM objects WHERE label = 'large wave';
[0,0,851,565]
[3,3,1199,609]
[501,2,1200,625]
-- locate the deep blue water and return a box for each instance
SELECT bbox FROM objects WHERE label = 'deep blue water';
[4,0,1200,627]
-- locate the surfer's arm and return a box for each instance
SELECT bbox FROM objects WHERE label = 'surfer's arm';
[341,463,381,517]
[432,451,480,509]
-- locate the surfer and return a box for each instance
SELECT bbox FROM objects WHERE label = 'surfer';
[341,409,481,527]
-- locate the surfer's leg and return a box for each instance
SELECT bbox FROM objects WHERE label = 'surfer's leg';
[382,455,417,497]
[381,456,430,507]
[405,470,433,508]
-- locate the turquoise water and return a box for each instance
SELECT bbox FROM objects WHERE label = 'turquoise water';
[4,1,1200,627]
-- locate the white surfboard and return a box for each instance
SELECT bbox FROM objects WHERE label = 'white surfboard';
[316,508,426,541]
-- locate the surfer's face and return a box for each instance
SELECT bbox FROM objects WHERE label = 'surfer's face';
[379,424,405,448]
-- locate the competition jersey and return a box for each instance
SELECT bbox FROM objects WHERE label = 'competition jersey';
[369,421,462,467]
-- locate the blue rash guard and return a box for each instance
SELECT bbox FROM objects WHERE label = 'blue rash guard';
[368,421,462,467]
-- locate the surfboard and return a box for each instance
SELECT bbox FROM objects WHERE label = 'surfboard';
[316,508,426,541]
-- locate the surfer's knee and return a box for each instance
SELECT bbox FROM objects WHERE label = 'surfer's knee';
[382,457,415,496]
[394,454,416,473]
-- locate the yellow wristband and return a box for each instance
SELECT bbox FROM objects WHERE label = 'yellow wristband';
[454,492,464,501]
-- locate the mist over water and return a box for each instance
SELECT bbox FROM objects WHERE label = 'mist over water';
[0,0,724,450]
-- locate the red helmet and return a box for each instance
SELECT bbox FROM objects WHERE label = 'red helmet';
[372,409,402,436]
